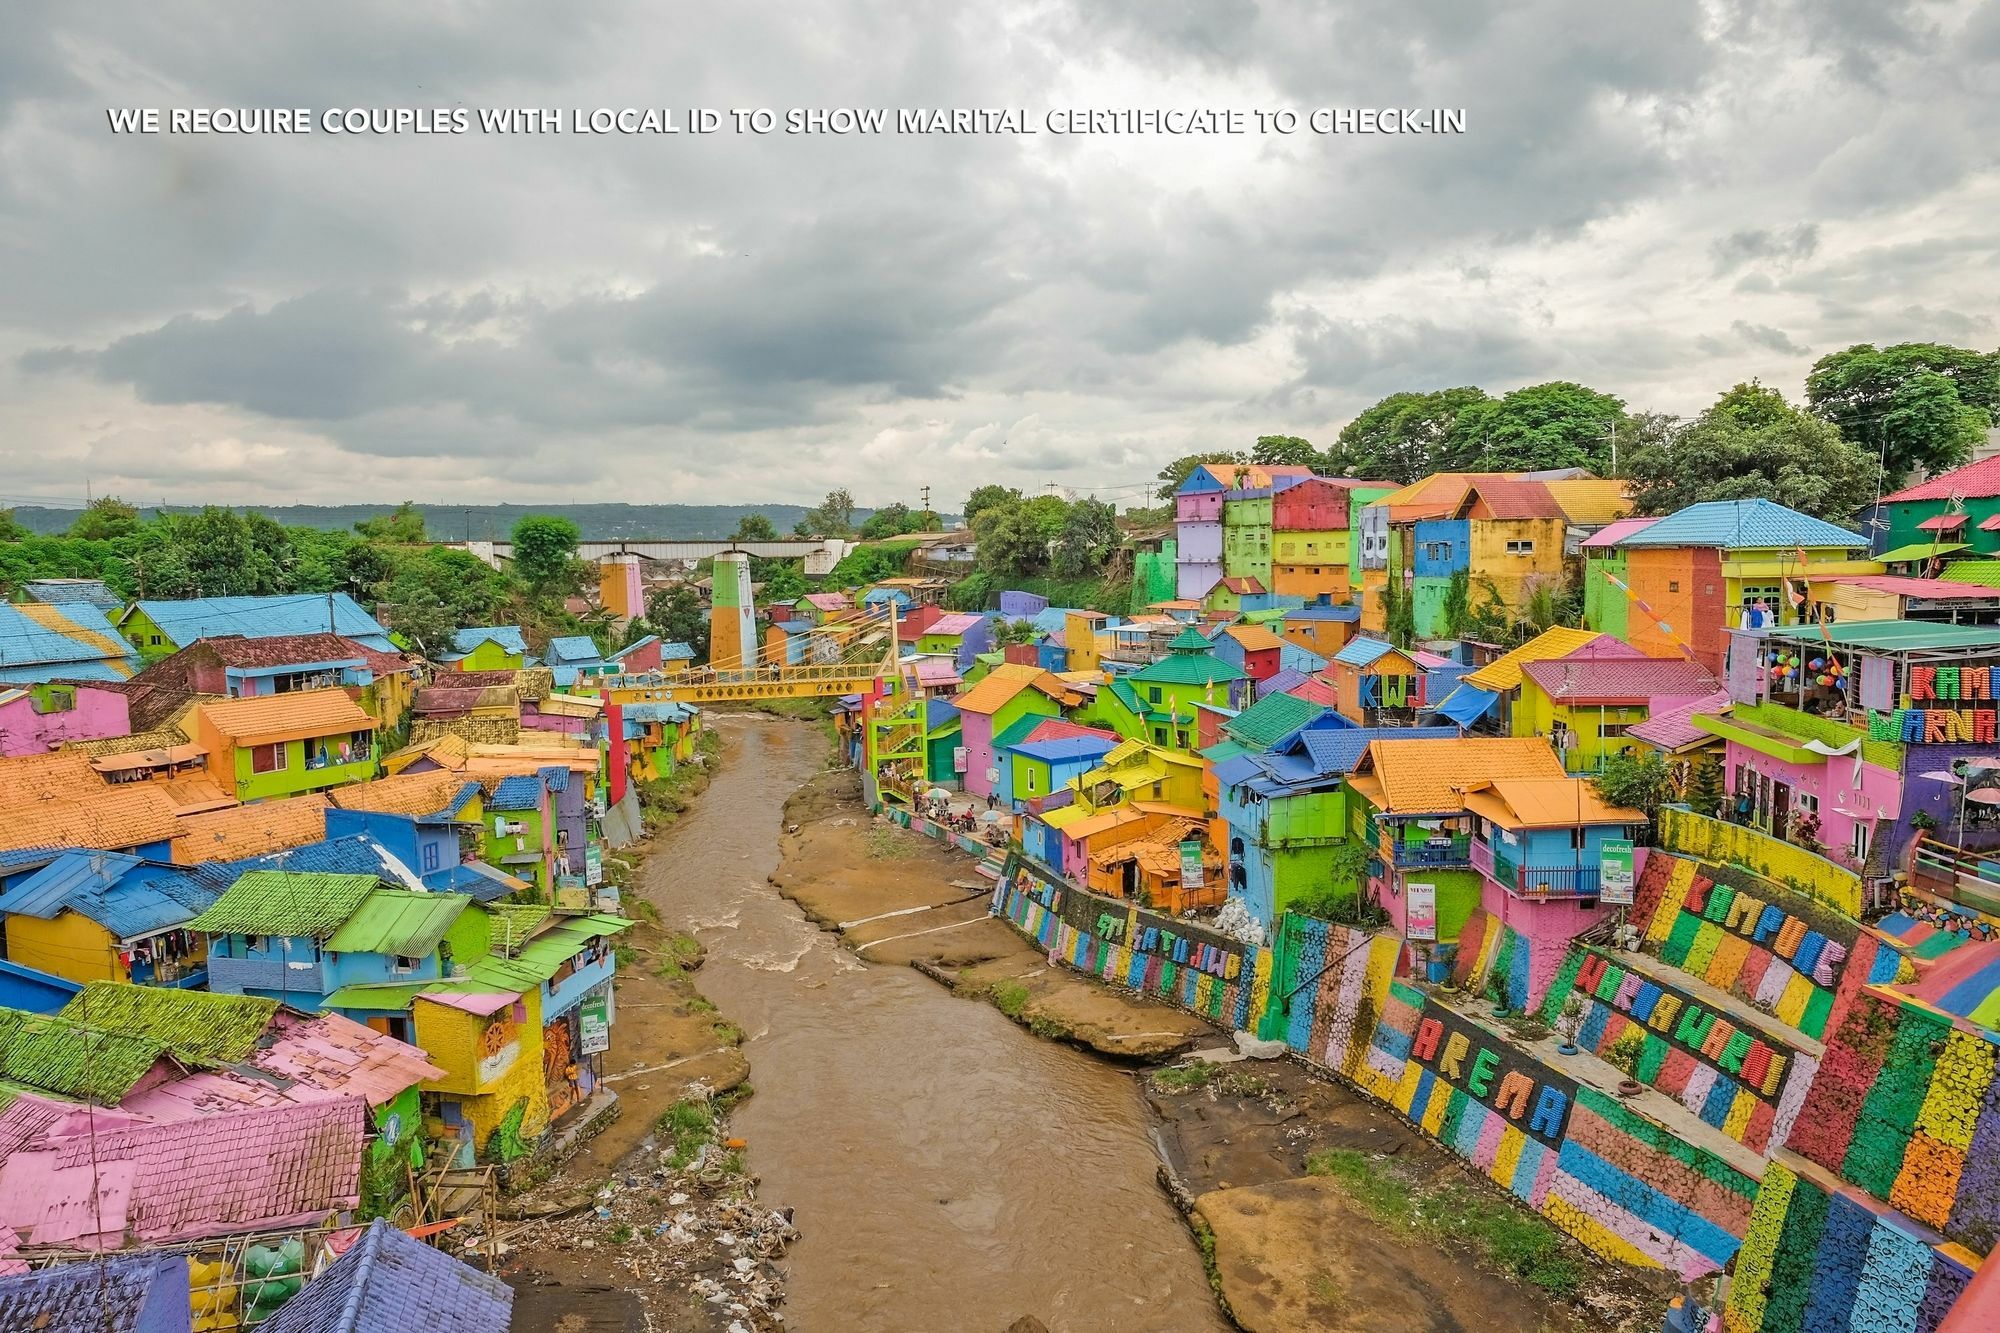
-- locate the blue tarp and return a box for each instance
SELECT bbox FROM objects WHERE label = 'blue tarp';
[1430,683,1498,728]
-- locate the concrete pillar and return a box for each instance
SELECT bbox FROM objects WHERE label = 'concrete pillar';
[598,554,644,622]
[710,552,756,672]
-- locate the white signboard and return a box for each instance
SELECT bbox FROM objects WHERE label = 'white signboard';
[1406,882,1437,942]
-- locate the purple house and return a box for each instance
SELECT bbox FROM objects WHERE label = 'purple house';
[998,590,1050,617]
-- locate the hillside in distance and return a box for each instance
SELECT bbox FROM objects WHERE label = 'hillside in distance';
[8,501,904,540]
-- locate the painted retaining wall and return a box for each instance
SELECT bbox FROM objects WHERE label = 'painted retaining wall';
[1657,807,1864,916]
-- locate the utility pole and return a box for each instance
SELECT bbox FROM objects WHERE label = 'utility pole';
[919,485,932,525]
[1603,421,1618,478]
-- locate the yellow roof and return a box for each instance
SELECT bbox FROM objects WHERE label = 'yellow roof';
[1061,807,1149,841]
[1544,479,1636,526]
[199,689,375,745]
[1460,778,1644,829]
[1040,804,1092,829]
[954,664,1070,716]
[0,781,182,853]
[1462,627,1606,693]
[1224,625,1287,652]
[1361,737,1567,815]
[0,751,101,805]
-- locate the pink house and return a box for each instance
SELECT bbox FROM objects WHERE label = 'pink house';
[0,682,133,757]
[1717,738,1901,871]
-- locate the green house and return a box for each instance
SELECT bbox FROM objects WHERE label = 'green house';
[1072,677,1150,741]
[447,626,528,672]
[924,700,964,783]
[1222,494,1273,583]
[1128,628,1246,748]
[194,690,379,802]
[1877,459,2000,554]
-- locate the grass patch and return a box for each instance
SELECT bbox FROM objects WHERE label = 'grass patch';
[1191,1217,1223,1298]
[1152,1062,1217,1093]
[864,826,912,859]
[631,899,661,924]
[990,980,1031,1019]
[716,1083,754,1112]
[684,994,717,1016]
[1028,1014,1068,1040]
[614,945,638,968]
[1304,1150,1582,1296]
[717,1149,746,1176]
[655,1098,717,1169]
[712,1020,745,1046]
[608,1223,633,1245]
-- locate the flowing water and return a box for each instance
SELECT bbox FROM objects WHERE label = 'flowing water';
[643,716,1229,1333]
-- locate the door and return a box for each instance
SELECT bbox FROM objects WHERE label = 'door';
[1771,781,1791,838]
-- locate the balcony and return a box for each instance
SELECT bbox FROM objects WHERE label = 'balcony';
[1909,835,2000,918]
[206,953,326,998]
[1384,833,1470,868]
[1472,839,1600,898]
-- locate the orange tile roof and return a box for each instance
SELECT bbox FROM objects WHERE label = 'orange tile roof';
[953,664,1075,716]
[199,689,376,746]
[0,751,101,805]
[327,770,481,818]
[170,794,330,863]
[0,783,182,852]
[1360,737,1567,815]
[1223,625,1287,652]
[381,733,471,775]
[1459,778,1644,829]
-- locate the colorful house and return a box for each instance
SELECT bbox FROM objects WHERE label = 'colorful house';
[0,680,133,756]
[134,632,418,730]
[443,626,529,672]
[1174,462,1317,599]
[1346,735,1568,956]
[194,689,379,801]
[1126,627,1247,749]
[914,612,992,671]
[1433,625,1616,736]
[483,771,561,897]
[1447,479,1576,630]
[542,635,610,687]
[0,600,141,686]
[1324,637,1424,725]
[118,593,395,657]
[0,751,180,857]
[1578,517,1659,642]
[923,698,963,783]
[1873,454,2000,555]
[1213,623,1286,684]
[1270,477,1362,600]
[326,769,487,883]
[1463,777,1645,1004]
[1802,573,2000,626]
[994,719,1119,811]
[1605,499,1879,675]
[952,664,1082,800]
[1514,648,1721,773]
[0,851,215,986]
[1278,600,1361,659]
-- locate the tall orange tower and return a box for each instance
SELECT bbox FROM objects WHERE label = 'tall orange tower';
[709,551,756,672]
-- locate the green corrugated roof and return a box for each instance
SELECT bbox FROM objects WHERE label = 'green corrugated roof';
[1876,541,1969,563]
[189,870,379,939]
[324,890,471,958]
[482,902,552,956]
[1200,740,1250,763]
[323,980,462,1011]
[0,1007,166,1102]
[1224,693,1328,751]
[58,983,277,1069]
[1762,619,2000,650]
[1938,560,2000,589]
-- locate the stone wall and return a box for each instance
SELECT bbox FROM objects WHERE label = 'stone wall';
[1657,807,1864,916]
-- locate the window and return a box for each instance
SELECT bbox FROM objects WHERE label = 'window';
[1148,686,1163,704]
[422,841,441,872]
[1851,823,1869,863]
[1798,792,1819,816]
[250,743,285,774]
[1669,581,1680,593]
[1506,539,1535,555]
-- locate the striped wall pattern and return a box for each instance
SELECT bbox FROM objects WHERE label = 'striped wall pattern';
[1452,909,1536,1012]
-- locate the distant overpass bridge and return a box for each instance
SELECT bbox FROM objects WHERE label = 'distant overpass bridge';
[599,608,899,704]
[449,538,853,574]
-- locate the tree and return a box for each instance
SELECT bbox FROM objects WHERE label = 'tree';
[1052,498,1122,578]
[68,496,140,541]
[645,584,711,660]
[1251,435,1318,468]
[1807,343,1999,481]
[993,616,1039,648]
[731,513,779,543]
[962,485,1022,529]
[974,494,1066,577]
[1154,451,1244,500]
[1684,756,1725,820]
[801,489,856,537]
[1328,388,1488,482]
[354,501,426,544]
[1623,383,1882,519]
[1445,382,1627,474]
[1591,751,1674,827]
[511,514,582,590]
[858,502,916,540]
[0,509,29,543]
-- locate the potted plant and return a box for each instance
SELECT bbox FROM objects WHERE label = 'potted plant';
[1556,993,1586,1055]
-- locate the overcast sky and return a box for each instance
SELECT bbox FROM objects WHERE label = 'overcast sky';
[3,1,1997,511]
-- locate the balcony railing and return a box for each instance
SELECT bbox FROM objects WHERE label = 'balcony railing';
[1909,835,2000,918]
[1385,834,1470,867]
[1471,839,1601,898]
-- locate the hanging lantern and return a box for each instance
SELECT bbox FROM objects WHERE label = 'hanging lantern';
[1809,657,1824,671]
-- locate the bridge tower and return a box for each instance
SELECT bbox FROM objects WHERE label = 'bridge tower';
[709,550,756,672]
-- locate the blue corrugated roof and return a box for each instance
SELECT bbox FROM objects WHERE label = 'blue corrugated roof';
[863,587,913,605]
[1613,499,1869,550]
[419,861,524,902]
[925,698,961,729]
[1429,683,1499,728]
[0,959,83,1014]
[0,602,139,678]
[259,1216,513,1333]
[1013,736,1119,763]
[128,594,392,651]
[1258,668,1310,699]
[1333,637,1398,667]
[451,625,529,655]
[545,635,603,663]
[5,851,219,940]
[609,634,659,660]
[23,579,119,610]
[659,641,696,660]
[1030,607,1072,636]
[488,774,544,811]
[1284,603,1360,623]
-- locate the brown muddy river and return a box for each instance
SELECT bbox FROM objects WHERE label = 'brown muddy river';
[645,716,1228,1333]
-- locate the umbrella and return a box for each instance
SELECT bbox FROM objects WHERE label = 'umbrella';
[979,809,1006,825]
[924,787,951,801]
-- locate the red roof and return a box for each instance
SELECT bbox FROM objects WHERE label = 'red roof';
[1287,676,1340,707]
[199,633,412,675]
[1918,513,1969,531]
[1881,456,2000,503]
[1219,577,1266,594]
[1459,479,1563,521]
[1519,656,1721,703]
[1982,515,2000,532]
[1023,718,1118,745]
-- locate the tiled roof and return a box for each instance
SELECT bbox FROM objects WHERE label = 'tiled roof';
[1012,735,1120,763]
[1626,688,1732,752]
[198,633,368,670]
[1460,778,1645,829]
[324,890,469,958]
[1224,624,1287,652]
[803,593,850,611]
[923,613,985,637]
[1459,627,1610,693]
[1285,675,1340,708]
[0,787,182,855]
[0,1096,368,1246]
[0,1008,166,1102]
[924,698,961,730]
[171,794,329,863]
[1880,455,2000,503]
[117,1007,443,1117]
[58,983,277,1069]
[1361,736,1567,815]
[198,688,375,744]
[913,657,963,685]
[486,773,545,811]
[1519,655,1720,703]
[127,594,392,650]
[0,751,103,805]
[544,635,603,663]
[449,626,528,655]
[1131,650,1245,686]
[1460,478,1563,520]
[0,603,138,679]
[1258,668,1311,698]
[21,578,118,611]
[1578,516,1661,549]
[1218,576,1266,594]
[4,853,218,940]
[420,861,527,902]
[189,870,379,939]
[953,663,1067,715]
[328,771,483,819]
[1283,603,1361,623]
[1543,479,1637,526]
[261,1216,513,1333]
[0,1253,187,1333]
[659,641,696,660]
[1612,499,1868,550]
[1224,693,1329,751]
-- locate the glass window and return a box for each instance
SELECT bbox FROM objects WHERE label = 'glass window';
[1506,540,1535,555]
[250,743,285,774]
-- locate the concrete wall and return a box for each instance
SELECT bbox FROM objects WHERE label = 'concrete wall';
[0,686,131,756]
[1658,807,1865,916]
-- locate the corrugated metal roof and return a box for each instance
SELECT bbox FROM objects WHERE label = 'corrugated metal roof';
[450,626,528,655]
[0,603,139,678]
[4,853,217,940]
[128,594,392,651]
[544,635,603,663]
[1519,656,1721,703]
[1612,499,1868,550]
[1224,693,1328,751]
[260,1216,513,1333]
[323,890,469,958]
[1578,516,1661,549]
[1459,627,1609,692]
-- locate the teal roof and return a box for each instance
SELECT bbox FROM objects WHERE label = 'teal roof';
[1132,653,1245,686]
[1224,693,1329,751]
[1761,619,2000,651]
[1612,499,1867,550]
[1167,626,1212,651]
[324,890,471,958]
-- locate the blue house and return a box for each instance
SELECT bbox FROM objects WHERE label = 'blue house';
[0,958,83,1013]
[439,625,529,669]
[118,593,395,656]
[1,851,219,988]
[193,870,470,1010]
[1000,732,1120,811]
[543,635,610,687]
[0,601,142,684]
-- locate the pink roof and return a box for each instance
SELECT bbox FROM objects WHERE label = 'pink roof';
[924,613,985,637]
[1802,574,2000,599]
[1579,517,1661,549]
[412,991,517,1017]
[1409,650,1452,669]
[1287,676,1340,707]
[0,1097,367,1248]
[1881,456,2000,503]
[803,593,850,610]
[912,658,963,685]
[1023,718,1118,744]
[1626,689,1731,752]
[1918,513,1969,531]
[116,1009,445,1120]
[1520,656,1721,703]
[1561,636,1649,661]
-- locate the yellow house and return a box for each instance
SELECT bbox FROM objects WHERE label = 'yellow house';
[1072,739,1207,814]
[412,981,550,1159]
[1511,650,1722,773]
[3,849,211,986]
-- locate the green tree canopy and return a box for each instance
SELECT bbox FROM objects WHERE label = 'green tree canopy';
[858,502,925,540]
[0,509,31,543]
[1051,497,1122,578]
[68,496,141,541]
[643,584,711,660]
[511,514,582,589]
[1153,451,1244,500]
[1328,387,1488,482]
[1807,342,1999,481]
[1623,383,1882,519]
[1445,381,1627,474]
[800,488,856,537]
[962,485,1022,529]
[353,501,426,544]
[731,513,780,542]
[1251,435,1319,468]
